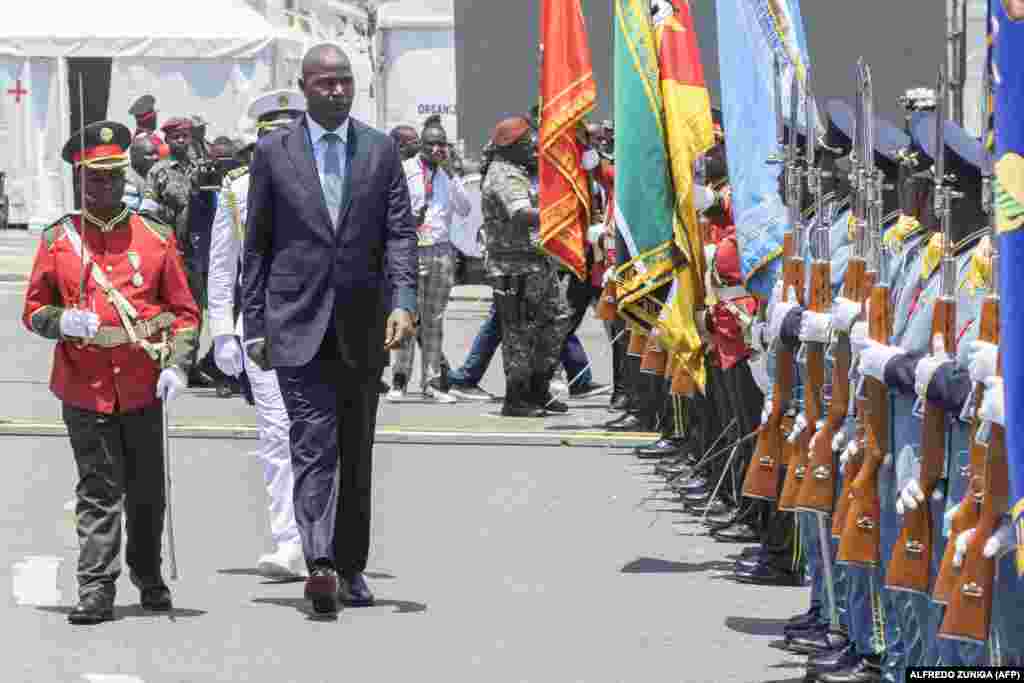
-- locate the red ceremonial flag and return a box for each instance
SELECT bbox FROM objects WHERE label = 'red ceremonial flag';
[539,0,597,281]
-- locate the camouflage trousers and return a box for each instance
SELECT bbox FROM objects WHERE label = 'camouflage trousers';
[492,266,572,387]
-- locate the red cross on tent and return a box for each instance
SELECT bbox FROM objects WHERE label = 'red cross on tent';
[6,79,28,104]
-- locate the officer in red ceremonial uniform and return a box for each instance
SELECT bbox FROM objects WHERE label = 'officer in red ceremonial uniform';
[22,121,199,625]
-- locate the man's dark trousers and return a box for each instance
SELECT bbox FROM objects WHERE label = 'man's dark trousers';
[276,319,382,576]
[63,402,166,597]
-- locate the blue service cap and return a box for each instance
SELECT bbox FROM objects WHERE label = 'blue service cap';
[826,99,910,169]
[912,113,989,181]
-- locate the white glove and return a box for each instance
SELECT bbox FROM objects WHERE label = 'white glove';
[767,286,799,345]
[156,367,187,402]
[587,223,605,245]
[704,243,717,265]
[983,519,1016,559]
[831,430,847,455]
[831,297,861,333]
[750,320,770,354]
[967,340,998,384]
[896,479,925,516]
[914,356,952,400]
[581,147,600,171]
[799,311,833,343]
[214,335,244,378]
[694,184,716,212]
[978,376,1005,426]
[953,528,976,568]
[59,309,100,338]
[840,439,858,469]
[858,340,904,382]
[760,399,773,425]
[850,321,870,358]
[602,267,614,287]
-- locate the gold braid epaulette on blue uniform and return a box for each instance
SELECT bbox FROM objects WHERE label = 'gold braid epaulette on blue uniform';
[224,165,249,184]
[222,165,249,241]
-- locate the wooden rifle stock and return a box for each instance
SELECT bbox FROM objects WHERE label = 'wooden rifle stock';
[886,297,956,593]
[742,233,798,501]
[939,422,1007,642]
[627,328,648,357]
[596,281,618,321]
[838,284,891,565]
[776,250,810,511]
[934,289,998,603]
[797,257,867,513]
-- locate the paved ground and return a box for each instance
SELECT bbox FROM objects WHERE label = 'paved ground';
[0,229,806,683]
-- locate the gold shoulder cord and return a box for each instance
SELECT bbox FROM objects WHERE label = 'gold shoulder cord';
[223,188,243,242]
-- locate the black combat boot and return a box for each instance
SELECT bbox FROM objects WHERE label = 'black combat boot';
[502,381,546,417]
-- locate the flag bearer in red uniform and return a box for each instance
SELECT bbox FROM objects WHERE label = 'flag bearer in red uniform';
[22,121,199,625]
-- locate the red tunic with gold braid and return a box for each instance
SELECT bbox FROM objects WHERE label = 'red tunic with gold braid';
[22,212,199,414]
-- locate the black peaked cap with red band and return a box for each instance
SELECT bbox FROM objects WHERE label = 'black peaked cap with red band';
[61,121,132,169]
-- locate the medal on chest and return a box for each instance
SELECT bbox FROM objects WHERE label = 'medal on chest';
[127,250,144,287]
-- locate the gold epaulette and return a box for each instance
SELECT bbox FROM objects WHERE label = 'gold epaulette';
[224,165,249,186]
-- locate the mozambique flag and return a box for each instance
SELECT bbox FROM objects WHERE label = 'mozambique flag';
[538,0,596,281]
[654,0,715,392]
[992,0,1024,576]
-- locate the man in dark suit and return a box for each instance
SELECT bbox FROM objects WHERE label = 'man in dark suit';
[241,43,417,616]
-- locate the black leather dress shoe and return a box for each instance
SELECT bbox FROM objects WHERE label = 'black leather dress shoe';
[130,572,172,611]
[502,401,547,418]
[635,438,685,459]
[807,643,857,677]
[712,522,760,543]
[687,498,733,517]
[304,566,340,615]
[672,476,707,492]
[609,393,630,412]
[787,605,821,625]
[786,629,848,655]
[680,490,710,505]
[733,562,803,586]
[536,397,569,414]
[68,592,114,625]
[817,656,882,683]
[339,572,375,607]
[606,414,646,431]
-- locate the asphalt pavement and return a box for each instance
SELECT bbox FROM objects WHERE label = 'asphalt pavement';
[0,229,805,683]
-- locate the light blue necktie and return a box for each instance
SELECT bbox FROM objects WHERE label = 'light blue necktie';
[322,132,343,228]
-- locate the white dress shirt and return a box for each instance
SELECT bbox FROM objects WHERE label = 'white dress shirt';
[403,156,472,246]
[306,114,349,220]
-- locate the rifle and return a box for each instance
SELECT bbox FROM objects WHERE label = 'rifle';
[887,67,957,595]
[742,53,798,501]
[830,78,870,536]
[938,73,1004,641]
[838,59,888,566]
[776,71,810,512]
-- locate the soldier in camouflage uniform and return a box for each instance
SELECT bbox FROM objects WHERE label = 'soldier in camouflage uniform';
[480,116,572,417]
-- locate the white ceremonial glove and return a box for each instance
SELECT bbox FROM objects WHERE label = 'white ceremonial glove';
[581,147,600,171]
[704,243,718,265]
[840,439,858,470]
[978,376,1005,427]
[953,528,976,568]
[832,430,847,455]
[602,267,614,287]
[896,479,926,516]
[799,311,833,343]
[760,399,773,426]
[156,367,187,402]
[59,309,100,339]
[831,297,861,334]
[214,335,244,378]
[967,340,998,384]
[767,285,799,345]
[850,321,870,358]
[750,320,770,354]
[983,519,1016,559]
[858,340,904,382]
[914,333,953,400]
[694,184,716,212]
[587,223,606,245]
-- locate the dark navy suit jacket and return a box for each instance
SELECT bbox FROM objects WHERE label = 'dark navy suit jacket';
[241,116,417,369]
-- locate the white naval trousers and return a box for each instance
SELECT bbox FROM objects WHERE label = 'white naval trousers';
[243,345,300,548]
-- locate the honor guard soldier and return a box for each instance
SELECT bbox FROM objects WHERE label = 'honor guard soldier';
[207,89,307,578]
[479,115,572,417]
[128,94,168,158]
[22,121,199,625]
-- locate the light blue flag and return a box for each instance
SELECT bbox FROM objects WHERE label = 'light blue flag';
[716,0,815,298]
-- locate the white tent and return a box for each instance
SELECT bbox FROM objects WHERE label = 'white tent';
[0,0,296,228]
